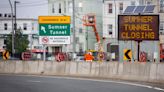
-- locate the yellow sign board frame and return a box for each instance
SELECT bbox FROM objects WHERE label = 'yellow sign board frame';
[39,16,71,24]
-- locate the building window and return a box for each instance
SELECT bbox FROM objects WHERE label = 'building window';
[119,3,123,14]
[68,1,72,13]
[59,3,61,13]
[79,43,83,53]
[32,23,34,30]
[23,23,27,30]
[108,24,113,35]
[160,23,164,34]
[160,23,164,32]
[75,37,79,43]
[78,2,83,12]
[139,0,144,5]
[4,14,7,17]
[8,14,11,17]
[52,3,55,13]
[146,1,152,5]
[131,1,136,5]
[79,2,83,8]
[108,3,113,13]
[4,23,7,30]
[64,1,66,13]
[160,0,164,12]
[79,28,83,33]
[4,39,7,44]
[107,43,111,52]
[14,23,17,30]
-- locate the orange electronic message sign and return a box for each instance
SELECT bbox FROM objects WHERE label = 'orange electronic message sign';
[118,15,159,41]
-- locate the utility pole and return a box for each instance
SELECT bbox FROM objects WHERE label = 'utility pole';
[72,0,76,60]
[8,0,14,58]
[43,45,46,61]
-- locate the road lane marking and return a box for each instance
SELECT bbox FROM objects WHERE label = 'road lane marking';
[1,74,164,91]
[27,80,41,83]
[154,87,164,91]
[37,76,164,91]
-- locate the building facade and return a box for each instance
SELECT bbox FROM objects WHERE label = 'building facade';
[48,0,103,54]
[0,13,40,53]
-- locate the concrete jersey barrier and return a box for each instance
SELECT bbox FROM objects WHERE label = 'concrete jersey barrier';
[0,61,164,83]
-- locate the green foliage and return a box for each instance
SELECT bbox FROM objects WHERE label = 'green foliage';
[6,28,29,54]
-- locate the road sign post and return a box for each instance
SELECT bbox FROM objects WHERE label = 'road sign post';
[43,45,46,61]
[38,16,71,61]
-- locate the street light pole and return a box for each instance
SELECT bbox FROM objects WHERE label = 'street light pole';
[14,1,20,55]
[14,1,20,32]
[72,0,76,60]
[8,0,14,57]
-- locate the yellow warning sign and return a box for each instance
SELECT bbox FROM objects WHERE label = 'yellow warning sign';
[123,49,132,60]
[3,51,9,60]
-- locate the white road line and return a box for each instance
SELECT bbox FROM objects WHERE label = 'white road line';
[154,87,164,91]
[38,76,164,91]
[27,80,41,83]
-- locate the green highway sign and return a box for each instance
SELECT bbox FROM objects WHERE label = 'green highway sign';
[39,24,70,36]
[38,16,71,44]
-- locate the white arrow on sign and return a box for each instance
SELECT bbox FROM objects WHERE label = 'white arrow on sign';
[41,26,46,33]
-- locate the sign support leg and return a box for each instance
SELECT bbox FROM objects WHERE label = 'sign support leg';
[137,41,141,61]
[43,45,46,61]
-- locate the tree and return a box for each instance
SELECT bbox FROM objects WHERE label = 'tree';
[6,28,29,56]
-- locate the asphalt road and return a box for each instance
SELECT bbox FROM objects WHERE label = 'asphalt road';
[0,75,163,92]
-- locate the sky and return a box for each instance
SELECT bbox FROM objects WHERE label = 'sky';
[0,0,48,19]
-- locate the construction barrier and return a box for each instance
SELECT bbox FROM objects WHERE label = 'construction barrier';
[0,61,164,83]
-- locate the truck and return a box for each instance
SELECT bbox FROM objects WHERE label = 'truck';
[83,14,104,61]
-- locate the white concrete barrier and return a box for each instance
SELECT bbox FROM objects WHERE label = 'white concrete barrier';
[15,61,23,74]
[0,62,5,73]
[156,63,164,81]
[37,61,44,74]
[0,61,164,83]
[90,62,99,76]
[69,61,77,75]
[4,61,16,73]
[77,62,90,75]
[149,63,158,82]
